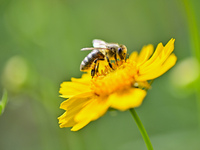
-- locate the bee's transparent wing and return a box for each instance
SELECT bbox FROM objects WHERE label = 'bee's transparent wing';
[93,39,107,48]
[81,47,107,51]
[81,39,108,51]
[81,47,96,51]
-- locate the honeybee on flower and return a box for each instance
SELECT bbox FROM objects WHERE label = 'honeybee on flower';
[80,39,127,78]
[58,38,177,131]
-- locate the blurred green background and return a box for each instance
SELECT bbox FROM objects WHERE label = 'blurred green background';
[0,0,200,149]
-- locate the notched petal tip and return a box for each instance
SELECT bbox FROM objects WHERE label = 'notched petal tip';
[71,119,91,131]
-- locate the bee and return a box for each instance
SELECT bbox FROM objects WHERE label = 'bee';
[80,39,127,77]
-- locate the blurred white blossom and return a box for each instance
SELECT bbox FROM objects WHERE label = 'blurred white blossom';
[1,56,28,92]
[170,57,200,88]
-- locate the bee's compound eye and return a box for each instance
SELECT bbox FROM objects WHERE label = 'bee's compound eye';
[118,47,122,53]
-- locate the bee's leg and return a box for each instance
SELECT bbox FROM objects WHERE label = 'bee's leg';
[96,62,100,74]
[114,54,118,65]
[91,69,95,78]
[91,58,99,78]
[96,58,105,76]
[106,56,113,69]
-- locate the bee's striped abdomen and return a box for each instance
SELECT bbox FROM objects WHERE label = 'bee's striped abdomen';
[80,50,104,71]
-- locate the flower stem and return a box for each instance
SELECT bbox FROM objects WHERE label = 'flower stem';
[129,108,153,150]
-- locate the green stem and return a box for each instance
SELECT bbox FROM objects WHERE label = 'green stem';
[129,108,153,150]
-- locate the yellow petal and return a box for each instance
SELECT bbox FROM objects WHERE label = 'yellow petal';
[60,92,93,110]
[64,96,110,131]
[139,42,164,70]
[136,44,154,65]
[58,112,76,128]
[108,88,147,111]
[139,38,175,75]
[71,119,91,131]
[59,80,91,98]
[157,53,177,76]
[71,72,91,83]
[160,38,175,58]
[129,51,138,61]
[58,92,94,129]
[59,92,110,131]
[75,96,110,122]
[136,54,177,81]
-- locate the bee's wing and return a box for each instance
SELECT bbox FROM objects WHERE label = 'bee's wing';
[81,47,107,51]
[81,47,96,51]
[81,39,108,51]
[93,39,107,48]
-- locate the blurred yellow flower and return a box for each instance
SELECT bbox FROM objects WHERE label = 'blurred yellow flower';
[58,38,177,131]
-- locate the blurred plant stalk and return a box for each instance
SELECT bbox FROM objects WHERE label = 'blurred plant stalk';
[0,90,8,115]
[183,0,200,128]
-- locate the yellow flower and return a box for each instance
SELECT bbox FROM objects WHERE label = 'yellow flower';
[58,38,177,131]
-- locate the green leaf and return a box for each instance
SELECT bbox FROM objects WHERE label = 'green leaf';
[0,89,8,115]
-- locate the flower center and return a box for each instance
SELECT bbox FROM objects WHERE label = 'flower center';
[91,60,139,96]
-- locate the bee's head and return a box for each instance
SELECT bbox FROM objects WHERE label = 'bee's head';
[117,45,127,60]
